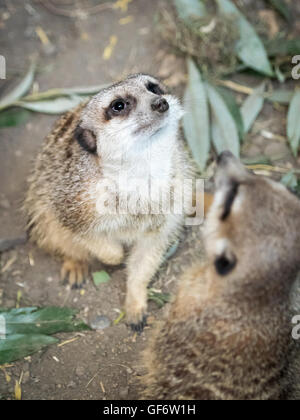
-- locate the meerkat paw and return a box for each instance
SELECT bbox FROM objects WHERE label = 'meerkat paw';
[61,259,89,289]
[125,296,148,333]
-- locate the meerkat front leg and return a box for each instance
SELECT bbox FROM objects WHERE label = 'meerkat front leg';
[125,226,176,332]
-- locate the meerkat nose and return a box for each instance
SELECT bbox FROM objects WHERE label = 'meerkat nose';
[151,98,169,113]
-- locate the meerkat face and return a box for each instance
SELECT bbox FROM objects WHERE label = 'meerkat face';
[75,74,183,157]
[205,151,300,293]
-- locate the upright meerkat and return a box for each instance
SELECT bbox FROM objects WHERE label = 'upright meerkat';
[24,74,193,331]
[143,151,300,400]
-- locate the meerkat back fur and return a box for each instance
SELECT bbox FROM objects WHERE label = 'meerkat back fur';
[142,152,300,400]
[24,74,193,331]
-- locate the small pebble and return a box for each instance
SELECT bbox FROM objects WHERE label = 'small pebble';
[90,315,111,330]
[75,366,85,377]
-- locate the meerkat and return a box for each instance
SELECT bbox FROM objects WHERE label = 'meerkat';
[142,151,300,400]
[24,74,193,331]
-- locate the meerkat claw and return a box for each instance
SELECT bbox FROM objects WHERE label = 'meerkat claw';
[61,259,89,289]
[130,315,148,334]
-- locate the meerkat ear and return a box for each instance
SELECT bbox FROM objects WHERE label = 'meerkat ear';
[74,126,97,154]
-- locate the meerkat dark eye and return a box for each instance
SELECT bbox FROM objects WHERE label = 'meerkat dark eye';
[111,99,126,113]
[215,254,237,276]
[146,82,165,96]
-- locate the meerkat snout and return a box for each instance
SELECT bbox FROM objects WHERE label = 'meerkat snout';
[151,97,169,113]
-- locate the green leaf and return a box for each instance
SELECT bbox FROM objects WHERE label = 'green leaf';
[0,62,36,110]
[148,289,171,308]
[216,0,273,76]
[0,334,58,365]
[183,60,210,172]
[23,84,108,102]
[1,306,89,336]
[281,171,298,190]
[265,89,294,104]
[215,86,244,140]
[240,82,266,133]
[0,108,31,128]
[17,95,85,114]
[174,0,206,22]
[266,38,300,57]
[266,0,291,21]
[163,240,180,262]
[206,82,240,157]
[287,90,300,157]
[92,271,111,287]
[0,307,89,364]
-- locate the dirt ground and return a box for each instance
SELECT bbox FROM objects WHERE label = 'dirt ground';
[0,0,299,400]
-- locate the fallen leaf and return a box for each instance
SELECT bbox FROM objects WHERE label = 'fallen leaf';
[119,15,134,25]
[35,26,50,45]
[206,82,240,157]
[266,0,291,21]
[174,0,207,22]
[92,271,111,287]
[183,60,210,172]
[103,35,118,61]
[216,86,244,140]
[287,89,300,157]
[17,95,85,114]
[216,0,273,76]
[0,63,36,110]
[0,108,31,128]
[113,0,132,13]
[14,380,22,400]
[240,82,266,133]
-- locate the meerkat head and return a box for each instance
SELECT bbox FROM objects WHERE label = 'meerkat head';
[74,74,183,158]
[205,151,300,299]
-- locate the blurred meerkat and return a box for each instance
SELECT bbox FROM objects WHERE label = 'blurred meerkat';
[143,151,300,400]
[24,74,193,331]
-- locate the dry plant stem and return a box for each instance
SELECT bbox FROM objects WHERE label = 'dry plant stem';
[36,0,114,17]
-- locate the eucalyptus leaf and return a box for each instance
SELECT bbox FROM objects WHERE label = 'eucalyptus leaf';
[266,0,291,21]
[0,108,31,128]
[216,0,273,76]
[148,290,171,308]
[0,307,89,364]
[183,60,210,172]
[23,84,108,102]
[240,82,266,133]
[174,0,206,22]
[0,63,36,109]
[0,334,57,365]
[287,90,300,157]
[92,271,111,287]
[266,38,300,57]
[163,240,180,262]
[265,89,293,105]
[1,306,89,336]
[215,86,244,140]
[281,171,298,190]
[17,95,85,114]
[206,82,240,157]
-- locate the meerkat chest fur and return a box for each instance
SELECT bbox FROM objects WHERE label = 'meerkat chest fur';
[97,124,179,217]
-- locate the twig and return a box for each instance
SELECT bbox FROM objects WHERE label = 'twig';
[216,79,254,95]
[36,0,114,18]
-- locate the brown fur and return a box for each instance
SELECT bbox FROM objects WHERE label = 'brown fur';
[142,152,300,400]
